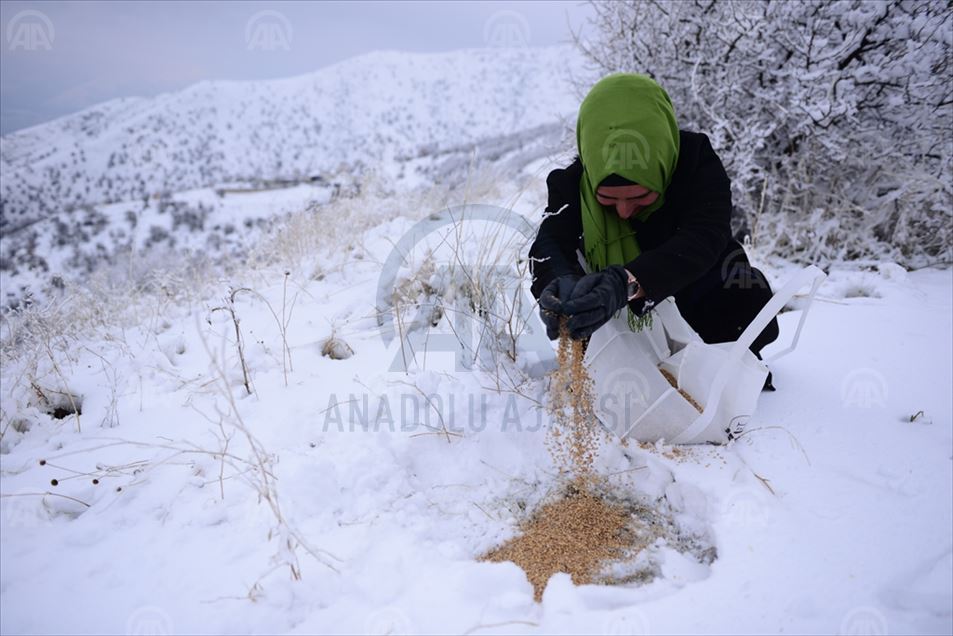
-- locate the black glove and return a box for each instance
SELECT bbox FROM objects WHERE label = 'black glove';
[560,265,629,340]
[538,274,581,340]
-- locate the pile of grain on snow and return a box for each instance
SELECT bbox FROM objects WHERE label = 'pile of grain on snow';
[482,318,717,599]
[482,487,634,601]
[483,319,660,599]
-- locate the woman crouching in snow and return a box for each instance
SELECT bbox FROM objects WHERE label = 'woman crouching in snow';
[529,73,779,390]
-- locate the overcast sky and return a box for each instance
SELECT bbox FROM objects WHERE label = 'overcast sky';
[0,0,594,135]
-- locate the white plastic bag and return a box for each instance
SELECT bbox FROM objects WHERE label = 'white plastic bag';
[585,265,827,444]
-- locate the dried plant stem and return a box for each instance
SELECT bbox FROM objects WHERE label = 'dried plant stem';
[43,341,81,432]
[210,289,253,395]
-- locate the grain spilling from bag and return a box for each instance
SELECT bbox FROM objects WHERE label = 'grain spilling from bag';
[481,318,662,600]
[545,319,600,484]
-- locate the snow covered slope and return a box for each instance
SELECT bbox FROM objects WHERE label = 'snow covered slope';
[0,46,584,306]
[0,46,583,232]
[2,39,950,636]
[0,165,950,634]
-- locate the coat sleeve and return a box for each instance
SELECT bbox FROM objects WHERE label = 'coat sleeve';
[528,167,586,300]
[624,134,733,303]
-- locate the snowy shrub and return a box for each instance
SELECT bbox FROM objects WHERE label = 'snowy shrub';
[576,0,952,267]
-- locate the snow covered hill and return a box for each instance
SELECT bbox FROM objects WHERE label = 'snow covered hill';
[1,41,950,636]
[1,45,584,227]
[0,45,585,306]
[0,163,950,633]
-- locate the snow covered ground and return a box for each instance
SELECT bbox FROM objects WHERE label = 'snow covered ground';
[1,159,950,635]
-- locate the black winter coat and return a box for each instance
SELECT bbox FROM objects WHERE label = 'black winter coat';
[528,130,740,308]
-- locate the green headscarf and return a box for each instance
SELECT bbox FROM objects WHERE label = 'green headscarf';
[576,73,680,272]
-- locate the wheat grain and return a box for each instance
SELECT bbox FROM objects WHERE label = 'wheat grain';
[543,318,603,486]
[481,318,647,599]
[482,486,630,601]
[658,367,703,413]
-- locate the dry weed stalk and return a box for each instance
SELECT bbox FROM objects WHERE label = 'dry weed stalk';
[210,289,253,395]
[197,314,340,578]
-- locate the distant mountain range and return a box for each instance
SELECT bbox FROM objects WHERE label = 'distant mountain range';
[0,45,587,305]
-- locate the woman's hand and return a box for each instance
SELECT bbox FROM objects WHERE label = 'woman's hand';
[560,265,629,340]
[538,274,581,340]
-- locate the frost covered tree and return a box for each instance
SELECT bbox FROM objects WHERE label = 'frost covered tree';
[575,0,952,267]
